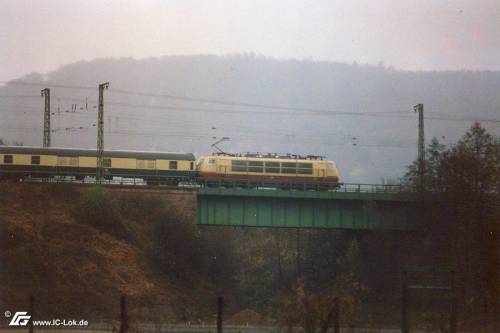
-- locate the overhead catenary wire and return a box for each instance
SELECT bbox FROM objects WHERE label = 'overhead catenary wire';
[0,95,42,98]
[0,106,346,139]
[0,124,422,149]
[0,82,496,153]
[0,108,482,149]
[0,81,96,91]
[0,92,487,145]
[49,95,500,122]
[1,80,499,122]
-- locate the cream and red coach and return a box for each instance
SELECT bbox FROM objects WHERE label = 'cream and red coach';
[0,146,196,184]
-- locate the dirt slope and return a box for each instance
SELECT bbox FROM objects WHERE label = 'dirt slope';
[0,183,201,322]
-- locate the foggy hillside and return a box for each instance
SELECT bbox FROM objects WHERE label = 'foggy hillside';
[0,55,499,182]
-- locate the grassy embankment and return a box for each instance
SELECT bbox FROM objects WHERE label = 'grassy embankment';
[0,183,229,323]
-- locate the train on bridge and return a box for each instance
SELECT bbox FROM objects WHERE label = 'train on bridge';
[0,146,340,189]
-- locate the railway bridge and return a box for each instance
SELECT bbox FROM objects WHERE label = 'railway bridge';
[20,179,420,230]
[197,182,419,230]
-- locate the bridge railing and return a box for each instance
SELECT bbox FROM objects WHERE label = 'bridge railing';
[197,179,415,194]
[18,176,196,187]
[17,176,415,194]
[339,183,415,193]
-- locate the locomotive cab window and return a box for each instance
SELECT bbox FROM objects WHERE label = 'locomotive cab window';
[31,155,40,165]
[169,161,178,170]
[208,159,216,164]
[190,162,194,170]
[3,155,13,164]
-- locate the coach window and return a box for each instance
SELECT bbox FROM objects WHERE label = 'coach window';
[69,157,78,166]
[137,159,156,169]
[103,158,112,168]
[4,155,13,164]
[169,161,178,170]
[31,155,40,165]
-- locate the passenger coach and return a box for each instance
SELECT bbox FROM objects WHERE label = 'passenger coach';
[0,146,196,184]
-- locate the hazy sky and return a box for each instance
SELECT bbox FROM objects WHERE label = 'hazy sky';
[1,0,499,82]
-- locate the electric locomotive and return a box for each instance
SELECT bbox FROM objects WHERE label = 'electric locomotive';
[197,152,339,189]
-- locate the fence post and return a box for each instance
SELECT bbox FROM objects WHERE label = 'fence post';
[333,297,340,333]
[402,271,409,333]
[217,296,223,333]
[119,295,128,333]
[450,271,457,333]
[29,295,34,333]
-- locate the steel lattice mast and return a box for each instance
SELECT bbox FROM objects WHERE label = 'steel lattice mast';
[96,82,109,183]
[414,103,425,190]
[41,88,51,147]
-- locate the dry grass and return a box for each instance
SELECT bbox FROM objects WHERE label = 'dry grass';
[0,183,197,321]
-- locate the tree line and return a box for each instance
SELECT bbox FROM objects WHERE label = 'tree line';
[402,122,498,331]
